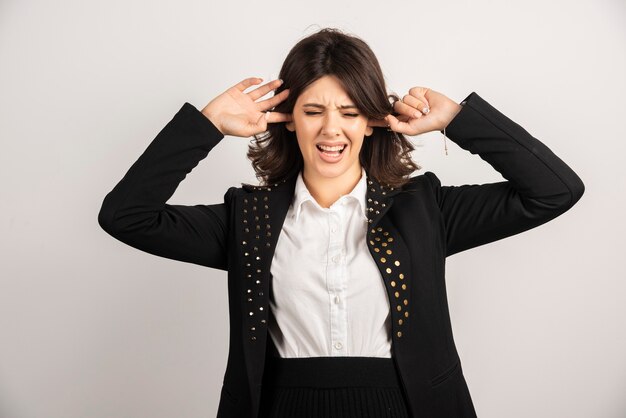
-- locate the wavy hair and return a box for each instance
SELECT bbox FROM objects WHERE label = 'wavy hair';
[247,27,421,188]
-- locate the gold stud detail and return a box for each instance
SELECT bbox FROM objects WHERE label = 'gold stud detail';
[391,281,396,287]
[394,260,400,266]
[386,268,392,274]
[397,331,402,337]
[381,257,386,263]
[398,319,403,325]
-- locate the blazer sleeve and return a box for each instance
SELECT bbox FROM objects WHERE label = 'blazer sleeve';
[425,92,585,257]
[97,102,234,271]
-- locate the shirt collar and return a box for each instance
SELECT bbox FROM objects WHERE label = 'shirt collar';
[293,166,368,223]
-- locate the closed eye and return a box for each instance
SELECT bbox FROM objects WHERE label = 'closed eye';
[304,111,360,117]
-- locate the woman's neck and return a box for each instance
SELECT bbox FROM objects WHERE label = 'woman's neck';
[301,165,363,209]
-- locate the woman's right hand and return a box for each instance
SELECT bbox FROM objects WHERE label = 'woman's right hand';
[201,77,292,138]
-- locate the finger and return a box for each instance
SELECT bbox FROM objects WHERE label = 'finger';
[386,114,413,135]
[394,99,424,119]
[234,77,263,92]
[368,113,410,128]
[367,117,390,128]
[408,87,431,113]
[249,78,284,101]
[402,94,430,115]
[258,88,290,111]
[264,111,293,124]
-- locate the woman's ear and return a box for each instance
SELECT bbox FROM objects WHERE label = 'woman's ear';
[286,121,295,132]
[364,126,373,137]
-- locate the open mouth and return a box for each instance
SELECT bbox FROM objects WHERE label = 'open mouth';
[315,144,347,156]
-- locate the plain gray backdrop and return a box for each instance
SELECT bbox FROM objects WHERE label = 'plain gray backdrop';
[1,0,624,417]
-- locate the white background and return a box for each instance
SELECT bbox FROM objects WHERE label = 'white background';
[1,0,624,417]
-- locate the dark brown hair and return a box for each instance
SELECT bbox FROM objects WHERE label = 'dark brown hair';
[247,27,421,188]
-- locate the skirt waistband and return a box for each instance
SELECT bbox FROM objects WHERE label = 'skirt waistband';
[263,356,403,388]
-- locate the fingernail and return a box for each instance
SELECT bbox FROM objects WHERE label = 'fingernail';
[278,79,284,84]
[414,111,422,118]
[422,107,430,114]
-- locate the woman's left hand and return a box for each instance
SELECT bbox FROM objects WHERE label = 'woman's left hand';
[368,87,463,136]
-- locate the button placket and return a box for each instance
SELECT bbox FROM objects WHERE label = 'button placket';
[327,208,347,356]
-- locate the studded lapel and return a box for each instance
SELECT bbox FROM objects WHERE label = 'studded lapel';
[236,170,412,412]
[364,177,413,342]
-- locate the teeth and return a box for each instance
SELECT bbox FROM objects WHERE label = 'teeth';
[317,144,346,151]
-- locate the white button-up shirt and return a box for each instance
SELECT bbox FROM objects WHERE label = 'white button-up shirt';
[268,166,392,358]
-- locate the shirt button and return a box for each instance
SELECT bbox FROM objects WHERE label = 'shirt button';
[334,295,340,304]
[332,254,340,263]
[330,225,337,233]
[334,341,343,350]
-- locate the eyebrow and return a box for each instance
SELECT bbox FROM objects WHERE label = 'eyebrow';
[302,103,359,110]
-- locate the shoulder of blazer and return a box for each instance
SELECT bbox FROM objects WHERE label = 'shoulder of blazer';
[395,171,439,196]
[218,177,292,207]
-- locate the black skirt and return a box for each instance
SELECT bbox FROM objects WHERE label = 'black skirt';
[259,355,410,418]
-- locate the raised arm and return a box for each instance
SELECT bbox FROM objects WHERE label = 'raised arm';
[98,77,292,269]
[369,87,585,257]
[97,102,233,269]
[427,92,585,257]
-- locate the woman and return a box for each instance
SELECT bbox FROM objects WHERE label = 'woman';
[98,28,584,418]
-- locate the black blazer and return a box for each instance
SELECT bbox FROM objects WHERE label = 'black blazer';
[98,92,585,418]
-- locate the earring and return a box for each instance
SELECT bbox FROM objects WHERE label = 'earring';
[442,126,448,156]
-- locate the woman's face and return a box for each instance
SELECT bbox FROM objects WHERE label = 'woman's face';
[286,75,373,182]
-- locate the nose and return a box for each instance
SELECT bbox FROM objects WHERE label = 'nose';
[321,111,341,136]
